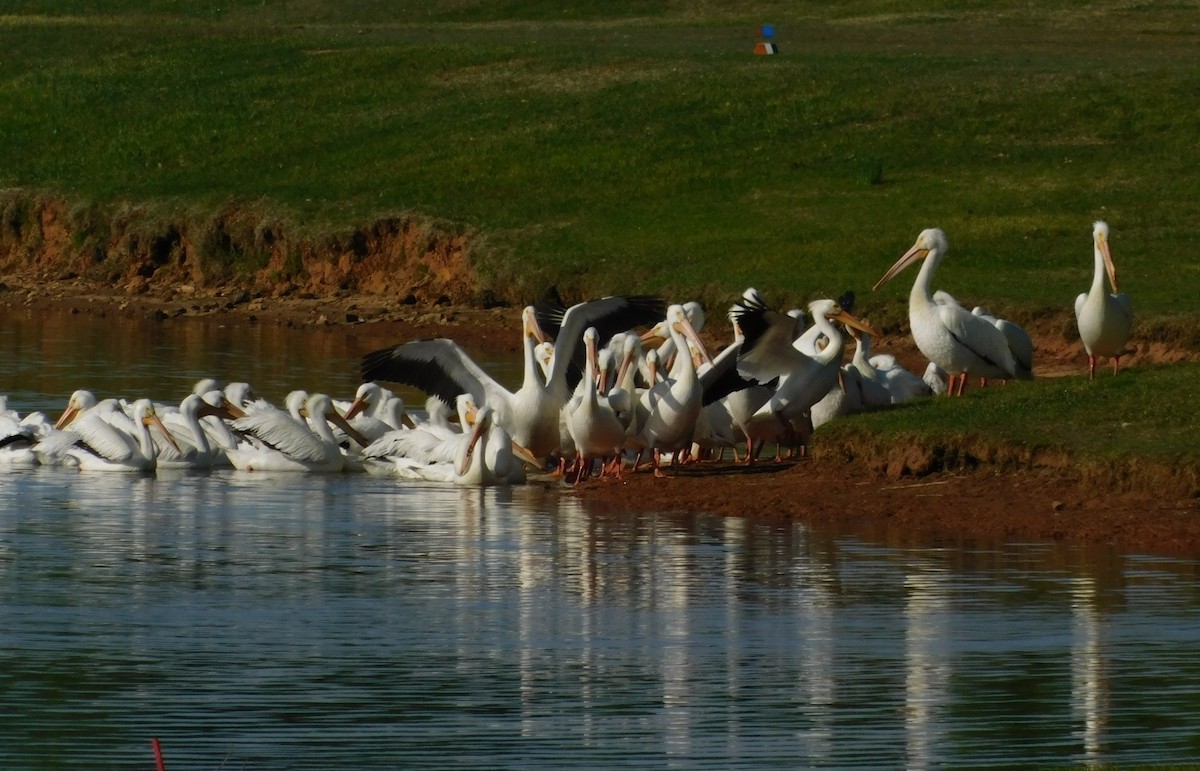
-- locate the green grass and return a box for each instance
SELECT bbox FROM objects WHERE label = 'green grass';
[819,362,1200,468]
[1,1,1198,320]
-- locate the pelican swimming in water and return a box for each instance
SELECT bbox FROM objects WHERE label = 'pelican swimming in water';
[51,397,182,472]
[227,392,367,472]
[873,228,1019,396]
[156,392,245,470]
[0,396,51,467]
[360,394,531,485]
[1075,220,1133,379]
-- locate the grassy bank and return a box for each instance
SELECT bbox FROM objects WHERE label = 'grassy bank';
[818,362,1200,496]
[1,1,1198,324]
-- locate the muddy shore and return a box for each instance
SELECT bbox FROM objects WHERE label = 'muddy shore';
[2,273,1198,557]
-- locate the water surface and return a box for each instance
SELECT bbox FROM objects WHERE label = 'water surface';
[2,307,1200,768]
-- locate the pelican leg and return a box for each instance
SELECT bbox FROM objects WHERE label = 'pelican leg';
[1112,356,1121,376]
[652,450,668,479]
[1088,355,1097,381]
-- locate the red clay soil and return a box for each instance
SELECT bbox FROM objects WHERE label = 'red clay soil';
[569,459,1200,557]
[3,274,1199,557]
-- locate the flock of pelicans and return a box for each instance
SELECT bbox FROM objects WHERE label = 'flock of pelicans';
[0,223,1133,485]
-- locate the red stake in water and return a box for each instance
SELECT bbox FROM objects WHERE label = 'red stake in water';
[152,738,167,771]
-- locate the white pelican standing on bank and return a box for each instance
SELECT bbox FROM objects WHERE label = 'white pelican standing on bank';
[734,296,877,462]
[873,228,1019,396]
[1075,220,1133,379]
[633,304,714,476]
[565,327,628,482]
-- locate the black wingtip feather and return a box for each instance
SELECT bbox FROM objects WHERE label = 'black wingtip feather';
[360,339,465,409]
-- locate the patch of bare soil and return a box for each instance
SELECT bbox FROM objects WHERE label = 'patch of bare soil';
[569,459,1200,557]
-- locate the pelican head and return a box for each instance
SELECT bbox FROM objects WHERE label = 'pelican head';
[303,393,372,448]
[645,348,660,385]
[667,303,713,367]
[873,228,948,292]
[597,347,615,392]
[1093,220,1118,293]
[54,389,98,430]
[223,382,256,410]
[197,390,246,420]
[810,298,880,339]
[133,399,184,454]
[343,381,382,421]
[192,377,221,396]
[523,305,549,344]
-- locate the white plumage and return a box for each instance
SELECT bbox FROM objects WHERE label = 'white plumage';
[874,228,1020,396]
[1075,220,1134,379]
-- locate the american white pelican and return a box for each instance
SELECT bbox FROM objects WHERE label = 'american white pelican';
[867,352,934,403]
[697,299,775,462]
[1075,220,1134,379]
[0,397,50,467]
[565,328,628,482]
[361,306,559,459]
[535,295,666,396]
[360,395,530,485]
[56,398,181,472]
[873,228,1019,396]
[156,393,245,470]
[227,392,365,473]
[634,304,710,476]
[971,306,1034,382]
[360,394,476,475]
[640,300,706,375]
[340,382,414,442]
[734,296,878,462]
[811,367,867,429]
[363,297,663,460]
[445,405,511,486]
[923,362,949,396]
[846,329,893,410]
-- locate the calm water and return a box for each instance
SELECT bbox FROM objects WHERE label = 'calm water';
[3,307,1200,769]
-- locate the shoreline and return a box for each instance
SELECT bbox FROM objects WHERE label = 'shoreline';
[3,274,1198,557]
